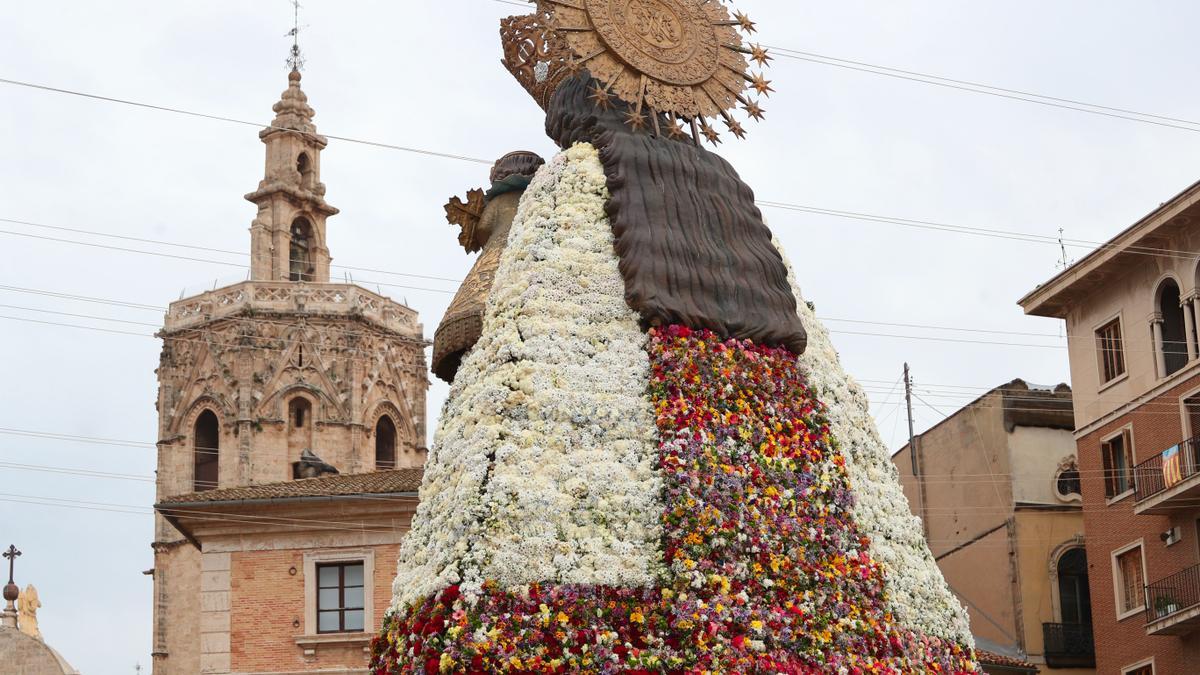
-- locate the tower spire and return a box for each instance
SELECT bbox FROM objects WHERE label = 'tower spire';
[286,0,305,73]
[244,9,338,284]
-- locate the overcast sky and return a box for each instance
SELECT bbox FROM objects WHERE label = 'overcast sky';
[5,1,1200,671]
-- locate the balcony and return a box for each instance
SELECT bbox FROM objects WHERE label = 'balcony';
[1041,622,1095,668]
[1133,436,1200,515]
[1145,564,1200,636]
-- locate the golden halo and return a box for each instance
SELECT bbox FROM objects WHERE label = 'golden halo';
[537,0,770,142]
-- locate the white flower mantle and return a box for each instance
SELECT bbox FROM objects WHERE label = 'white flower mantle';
[389,144,664,611]
[388,143,972,646]
[774,237,974,644]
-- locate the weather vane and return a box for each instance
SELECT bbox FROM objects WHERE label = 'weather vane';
[286,0,306,72]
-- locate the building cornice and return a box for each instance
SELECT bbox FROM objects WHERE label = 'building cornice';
[1072,362,1200,439]
[1019,178,1200,318]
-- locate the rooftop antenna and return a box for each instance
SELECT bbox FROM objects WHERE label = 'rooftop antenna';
[286,0,306,72]
[1056,227,1072,271]
[1056,228,1071,339]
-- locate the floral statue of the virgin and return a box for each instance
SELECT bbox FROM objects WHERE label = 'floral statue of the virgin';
[374,2,979,672]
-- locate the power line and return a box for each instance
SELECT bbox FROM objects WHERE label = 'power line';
[9,65,1200,260]
[488,0,1200,134]
[0,77,492,166]
[0,217,465,285]
[0,227,457,297]
[766,47,1200,135]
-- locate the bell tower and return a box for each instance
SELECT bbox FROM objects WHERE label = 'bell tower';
[148,63,429,674]
[245,68,337,283]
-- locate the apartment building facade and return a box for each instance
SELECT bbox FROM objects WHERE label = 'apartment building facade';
[893,380,1093,673]
[1020,180,1200,674]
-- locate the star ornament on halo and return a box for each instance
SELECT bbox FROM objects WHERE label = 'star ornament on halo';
[589,82,614,110]
[743,100,766,121]
[734,11,757,34]
[748,72,775,97]
[750,43,772,67]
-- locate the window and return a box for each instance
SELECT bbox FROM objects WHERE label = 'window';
[193,410,219,492]
[290,398,309,429]
[297,152,313,190]
[1055,456,1082,501]
[289,218,314,282]
[1057,468,1081,499]
[1057,548,1092,626]
[1096,318,1126,383]
[1113,544,1146,617]
[287,397,315,473]
[316,562,365,633]
[1157,279,1188,376]
[1124,662,1154,675]
[1102,429,1135,498]
[303,550,375,638]
[375,416,396,470]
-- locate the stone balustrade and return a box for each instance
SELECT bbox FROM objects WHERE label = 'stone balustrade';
[163,281,422,337]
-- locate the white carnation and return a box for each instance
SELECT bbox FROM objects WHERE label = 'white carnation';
[389,144,664,611]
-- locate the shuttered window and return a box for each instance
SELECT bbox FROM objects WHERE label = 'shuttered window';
[1102,430,1135,498]
[1097,319,1126,383]
[1115,546,1145,615]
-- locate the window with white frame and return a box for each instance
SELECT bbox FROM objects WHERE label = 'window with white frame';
[316,562,365,633]
[1112,543,1146,618]
[1123,660,1154,675]
[303,549,375,638]
[1096,318,1126,384]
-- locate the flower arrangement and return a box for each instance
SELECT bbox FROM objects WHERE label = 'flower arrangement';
[776,240,973,641]
[375,145,977,672]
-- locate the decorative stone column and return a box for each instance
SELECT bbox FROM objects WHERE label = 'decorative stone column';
[1189,292,1200,361]
[1185,291,1195,360]
[1151,312,1167,378]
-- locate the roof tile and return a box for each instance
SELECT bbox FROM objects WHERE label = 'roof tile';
[158,468,423,505]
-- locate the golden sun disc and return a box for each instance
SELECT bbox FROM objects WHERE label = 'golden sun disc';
[537,0,768,141]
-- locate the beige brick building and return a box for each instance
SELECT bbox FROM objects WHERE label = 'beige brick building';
[893,380,1093,674]
[148,68,428,674]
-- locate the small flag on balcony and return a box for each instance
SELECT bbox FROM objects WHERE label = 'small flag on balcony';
[1163,445,1183,488]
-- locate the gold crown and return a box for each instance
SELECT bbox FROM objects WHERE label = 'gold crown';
[500,11,577,112]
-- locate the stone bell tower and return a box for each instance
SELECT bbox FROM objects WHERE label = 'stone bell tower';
[148,69,429,674]
[246,69,336,283]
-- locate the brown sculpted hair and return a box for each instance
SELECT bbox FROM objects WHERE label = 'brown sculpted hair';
[545,73,807,354]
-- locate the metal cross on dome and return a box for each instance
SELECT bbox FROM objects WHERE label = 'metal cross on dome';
[3,545,19,584]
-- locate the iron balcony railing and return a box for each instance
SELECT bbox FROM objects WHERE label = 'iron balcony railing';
[1145,563,1200,625]
[1041,622,1095,667]
[1134,436,1200,502]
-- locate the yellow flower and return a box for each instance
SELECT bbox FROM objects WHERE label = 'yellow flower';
[630,610,646,624]
[750,620,764,632]
[557,611,570,625]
